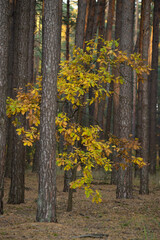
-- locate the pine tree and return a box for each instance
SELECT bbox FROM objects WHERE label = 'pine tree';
[0,0,9,214]
[36,0,61,222]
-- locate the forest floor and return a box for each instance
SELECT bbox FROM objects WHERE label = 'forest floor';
[0,169,160,240]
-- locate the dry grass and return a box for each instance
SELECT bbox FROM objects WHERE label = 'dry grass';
[0,169,160,240]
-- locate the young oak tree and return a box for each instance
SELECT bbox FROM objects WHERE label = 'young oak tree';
[7,38,150,211]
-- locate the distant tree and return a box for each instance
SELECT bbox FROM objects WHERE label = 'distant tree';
[116,0,135,199]
[63,0,88,193]
[0,0,9,214]
[85,0,97,126]
[139,0,151,195]
[36,0,61,222]
[97,0,106,135]
[5,0,15,178]
[149,0,160,174]
[104,0,116,139]
[8,0,30,204]
[111,0,122,185]
[28,0,36,84]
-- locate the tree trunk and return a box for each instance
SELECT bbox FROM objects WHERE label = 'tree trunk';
[32,140,40,173]
[111,0,122,185]
[8,0,30,204]
[116,0,135,199]
[0,0,9,215]
[36,0,61,222]
[75,0,87,49]
[136,1,145,178]
[5,0,15,178]
[66,0,70,61]
[97,0,106,135]
[28,0,36,84]
[139,0,151,195]
[132,0,139,138]
[104,0,116,139]
[149,0,159,174]
[64,0,88,195]
[85,0,97,126]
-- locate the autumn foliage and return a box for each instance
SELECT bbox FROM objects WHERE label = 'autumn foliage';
[6,39,150,202]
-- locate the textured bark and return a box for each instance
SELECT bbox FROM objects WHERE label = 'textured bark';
[0,0,9,215]
[5,0,15,178]
[111,0,122,185]
[116,0,135,199]
[132,0,139,138]
[67,167,77,212]
[149,0,159,174]
[8,0,30,204]
[85,0,96,43]
[139,0,151,195]
[113,0,122,138]
[136,1,144,178]
[28,0,36,83]
[32,140,40,173]
[36,0,61,222]
[105,0,115,41]
[75,0,87,49]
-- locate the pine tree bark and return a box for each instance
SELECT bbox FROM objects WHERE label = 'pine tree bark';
[116,0,135,199]
[36,0,61,222]
[8,0,30,204]
[75,0,87,49]
[0,0,9,215]
[5,0,15,178]
[28,0,36,84]
[111,0,122,185]
[149,0,159,174]
[139,0,151,195]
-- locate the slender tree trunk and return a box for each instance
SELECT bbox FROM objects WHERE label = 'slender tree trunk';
[5,0,15,178]
[36,0,61,222]
[104,0,116,138]
[136,1,145,178]
[85,0,97,126]
[0,0,9,215]
[28,0,36,84]
[96,0,106,134]
[116,0,135,199]
[149,0,159,174]
[66,0,70,61]
[111,0,122,185]
[64,0,88,196]
[8,0,30,204]
[32,140,40,173]
[139,0,151,195]
[132,0,139,138]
